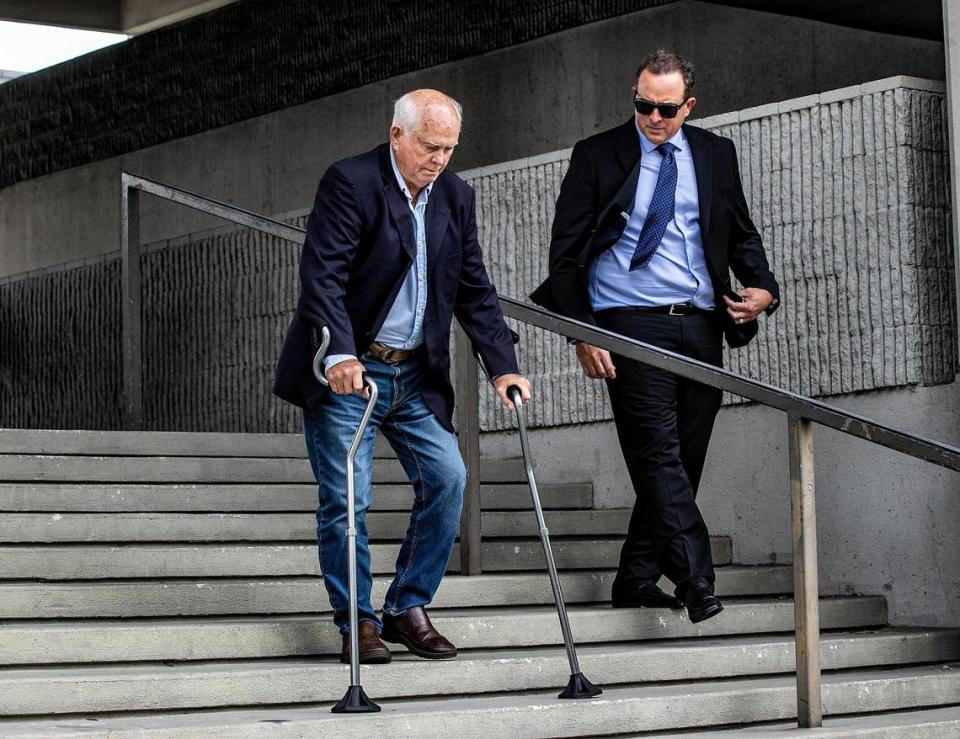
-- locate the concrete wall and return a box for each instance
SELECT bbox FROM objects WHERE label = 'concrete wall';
[0,0,678,193]
[2,78,956,436]
[0,0,946,278]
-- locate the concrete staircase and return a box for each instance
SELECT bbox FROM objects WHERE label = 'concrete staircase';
[0,429,957,736]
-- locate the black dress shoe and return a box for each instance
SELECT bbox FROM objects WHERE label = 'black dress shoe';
[678,581,723,623]
[611,582,684,609]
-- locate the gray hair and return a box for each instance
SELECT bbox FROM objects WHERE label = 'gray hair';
[392,91,463,130]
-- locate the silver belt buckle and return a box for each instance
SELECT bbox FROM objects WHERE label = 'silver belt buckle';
[669,304,683,316]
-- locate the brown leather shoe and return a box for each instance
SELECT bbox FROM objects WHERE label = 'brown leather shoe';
[380,606,457,659]
[340,621,391,664]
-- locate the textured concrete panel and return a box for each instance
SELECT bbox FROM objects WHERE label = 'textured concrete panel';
[0,260,121,430]
[140,222,305,432]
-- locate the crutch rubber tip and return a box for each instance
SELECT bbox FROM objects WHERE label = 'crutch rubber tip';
[558,672,603,699]
[331,685,381,713]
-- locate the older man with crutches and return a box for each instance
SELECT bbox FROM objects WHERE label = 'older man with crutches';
[273,89,531,711]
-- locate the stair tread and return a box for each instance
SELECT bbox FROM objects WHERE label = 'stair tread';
[0,481,594,511]
[0,429,393,459]
[1,663,955,736]
[0,537,732,579]
[0,596,888,665]
[0,430,309,458]
[0,595,880,626]
[0,455,525,483]
[0,509,635,542]
[0,566,791,618]
[684,704,960,736]
[1,627,953,678]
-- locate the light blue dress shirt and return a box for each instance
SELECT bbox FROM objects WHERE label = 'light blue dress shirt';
[325,148,431,371]
[587,125,715,312]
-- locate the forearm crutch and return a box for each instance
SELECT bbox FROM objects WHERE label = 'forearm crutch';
[506,385,602,699]
[312,324,381,714]
[474,349,601,699]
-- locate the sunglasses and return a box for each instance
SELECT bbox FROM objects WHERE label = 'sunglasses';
[633,96,687,119]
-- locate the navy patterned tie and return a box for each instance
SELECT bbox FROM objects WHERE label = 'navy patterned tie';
[629,142,678,270]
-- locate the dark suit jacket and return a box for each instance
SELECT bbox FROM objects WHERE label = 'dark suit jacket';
[274,143,518,431]
[531,120,780,347]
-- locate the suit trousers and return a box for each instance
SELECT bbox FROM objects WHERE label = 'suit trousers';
[597,308,724,594]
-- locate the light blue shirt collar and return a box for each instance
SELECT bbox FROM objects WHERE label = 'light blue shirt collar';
[635,122,686,155]
[389,146,432,205]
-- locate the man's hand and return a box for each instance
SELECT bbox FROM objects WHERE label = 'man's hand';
[493,373,532,408]
[326,358,369,397]
[723,287,774,325]
[576,342,617,380]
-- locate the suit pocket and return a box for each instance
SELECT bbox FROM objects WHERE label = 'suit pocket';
[442,250,462,274]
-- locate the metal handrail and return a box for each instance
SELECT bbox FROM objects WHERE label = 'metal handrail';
[120,170,960,728]
[499,298,960,472]
[120,172,960,471]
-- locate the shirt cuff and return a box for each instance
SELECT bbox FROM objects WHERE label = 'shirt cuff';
[324,354,357,372]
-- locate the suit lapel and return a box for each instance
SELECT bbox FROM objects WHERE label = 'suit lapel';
[379,145,417,261]
[593,120,643,245]
[425,185,450,274]
[613,118,642,174]
[686,124,713,245]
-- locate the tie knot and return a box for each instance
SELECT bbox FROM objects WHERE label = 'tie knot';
[657,142,678,158]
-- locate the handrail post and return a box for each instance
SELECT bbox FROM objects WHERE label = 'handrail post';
[454,326,482,575]
[788,414,822,727]
[120,178,143,430]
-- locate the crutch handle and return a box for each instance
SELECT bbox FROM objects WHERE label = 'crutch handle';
[507,384,524,407]
[311,325,331,386]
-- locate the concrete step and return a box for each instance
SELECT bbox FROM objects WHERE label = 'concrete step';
[0,629,954,716]
[0,455,525,483]
[0,429,395,458]
[687,704,960,737]
[0,430,309,458]
[0,566,790,619]
[0,509,632,542]
[0,481,593,511]
[0,596,886,665]
[2,663,956,736]
[0,537,731,579]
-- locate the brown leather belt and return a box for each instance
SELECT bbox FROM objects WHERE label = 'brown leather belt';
[367,341,422,365]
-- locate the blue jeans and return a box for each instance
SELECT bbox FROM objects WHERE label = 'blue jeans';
[303,354,466,634]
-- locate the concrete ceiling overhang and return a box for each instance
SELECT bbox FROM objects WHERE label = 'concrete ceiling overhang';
[706,0,943,41]
[0,0,242,34]
[0,0,945,39]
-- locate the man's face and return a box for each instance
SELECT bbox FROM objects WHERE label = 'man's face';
[391,104,460,196]
[633,69,696,144]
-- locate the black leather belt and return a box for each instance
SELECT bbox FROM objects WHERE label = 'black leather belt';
[367,341,423,365]
[604,303,712,316]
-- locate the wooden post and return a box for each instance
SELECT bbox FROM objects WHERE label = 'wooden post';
[454,326,482,575]
[788,415,822,727]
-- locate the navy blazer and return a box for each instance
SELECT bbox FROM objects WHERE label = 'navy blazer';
[274,143,519,431]
[531,120,780,347]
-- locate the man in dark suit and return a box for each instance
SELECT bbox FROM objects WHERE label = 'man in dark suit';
[532,51,779,623]
[275,89,531,663]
